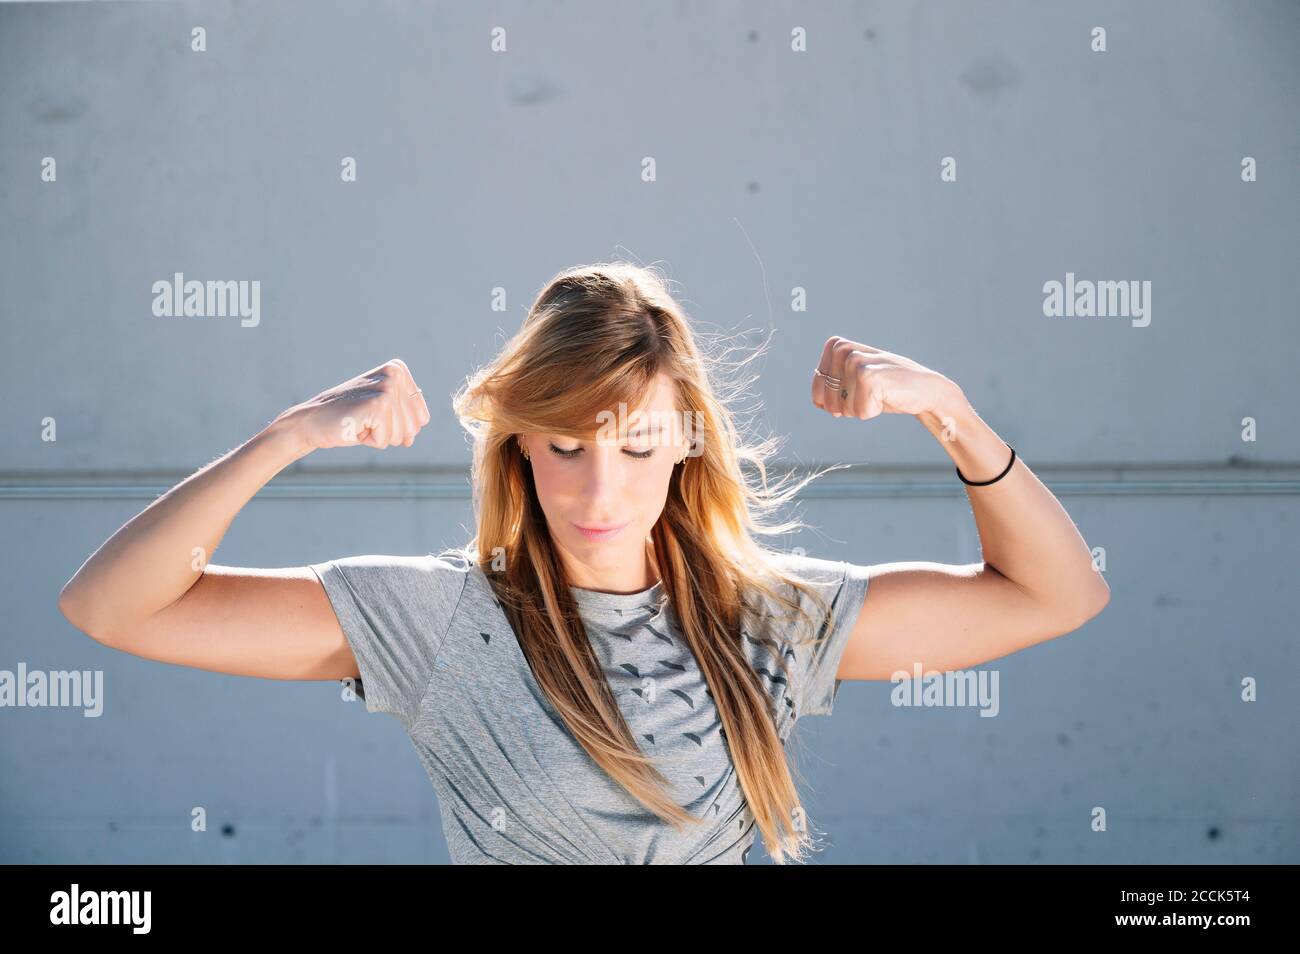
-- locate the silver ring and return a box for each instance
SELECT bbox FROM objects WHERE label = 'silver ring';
[409,388,423,398]
[815,369,843,387]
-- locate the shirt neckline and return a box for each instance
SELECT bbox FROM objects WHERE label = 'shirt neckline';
[569,579,665,617]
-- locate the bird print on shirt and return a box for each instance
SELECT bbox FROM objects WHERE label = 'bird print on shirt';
[468,580,794,855]
[590,591,740,809]
[476,588,801,731]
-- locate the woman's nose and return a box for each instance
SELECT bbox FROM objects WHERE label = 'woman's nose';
[581,447,624,504]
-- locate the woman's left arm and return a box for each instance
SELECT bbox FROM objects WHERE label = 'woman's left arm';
[810,336,1110,682]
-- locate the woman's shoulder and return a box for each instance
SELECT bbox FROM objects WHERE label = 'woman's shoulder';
[748,550,865,609]
[308,549,476,608]
[741,549,871,628]
[761,549,857,584]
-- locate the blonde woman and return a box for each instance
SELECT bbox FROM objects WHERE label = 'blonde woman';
[58,262,1109,865]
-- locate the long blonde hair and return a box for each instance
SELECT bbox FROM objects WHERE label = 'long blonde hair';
[447,261,846,863]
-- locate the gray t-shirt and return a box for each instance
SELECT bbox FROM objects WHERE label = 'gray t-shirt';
[308,550,871,864]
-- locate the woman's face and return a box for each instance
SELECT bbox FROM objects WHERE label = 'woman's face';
[520,373,690,586]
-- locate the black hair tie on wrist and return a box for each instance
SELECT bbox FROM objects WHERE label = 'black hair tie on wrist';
[956,443,1016,486]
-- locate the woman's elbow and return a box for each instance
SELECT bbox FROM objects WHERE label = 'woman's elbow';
[1068,578,1111,629]
[58,583,111,644]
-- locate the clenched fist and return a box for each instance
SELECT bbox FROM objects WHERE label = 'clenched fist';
[810,336,960,421]
[274,358,432,452]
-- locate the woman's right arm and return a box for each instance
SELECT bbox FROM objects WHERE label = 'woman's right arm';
[56,358,431,683]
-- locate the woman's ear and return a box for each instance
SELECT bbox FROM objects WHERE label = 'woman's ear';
[678,432,694,464]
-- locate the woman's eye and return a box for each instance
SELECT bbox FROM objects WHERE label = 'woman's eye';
[547,443,655,460]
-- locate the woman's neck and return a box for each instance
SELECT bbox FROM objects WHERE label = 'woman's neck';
[561,541,662,594]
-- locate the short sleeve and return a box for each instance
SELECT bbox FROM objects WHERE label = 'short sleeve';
[308,553,469,726]
[763,553,873,719]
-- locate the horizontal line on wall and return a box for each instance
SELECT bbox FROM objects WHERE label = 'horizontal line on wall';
[2,478,1298,500]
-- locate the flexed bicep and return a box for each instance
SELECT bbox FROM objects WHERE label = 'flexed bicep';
[837,560,1107,682]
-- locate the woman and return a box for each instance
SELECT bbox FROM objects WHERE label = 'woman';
[58,262,1109,865]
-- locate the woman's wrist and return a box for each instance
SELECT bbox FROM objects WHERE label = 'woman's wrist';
[918,389,1014,484]
[916,383,970,442]
[256,412,314,468]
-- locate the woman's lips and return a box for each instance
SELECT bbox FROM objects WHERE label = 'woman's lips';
[572,521,630,542]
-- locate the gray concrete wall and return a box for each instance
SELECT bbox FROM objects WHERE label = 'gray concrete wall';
[1,0,1296,863]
